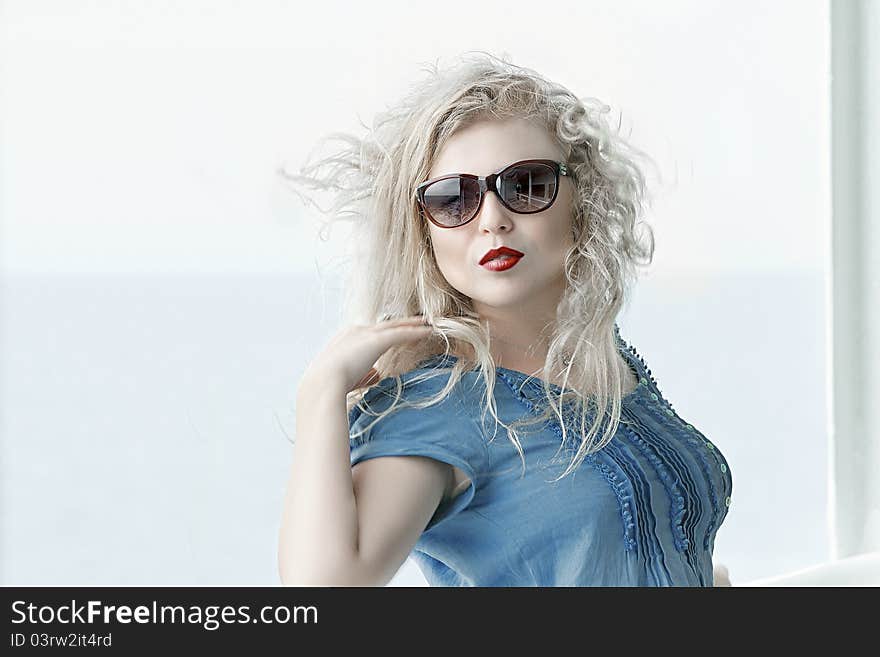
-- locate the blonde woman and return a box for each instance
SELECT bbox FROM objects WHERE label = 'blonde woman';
[277,51,733,587]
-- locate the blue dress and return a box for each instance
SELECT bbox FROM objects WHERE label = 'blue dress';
[348,323,733,586]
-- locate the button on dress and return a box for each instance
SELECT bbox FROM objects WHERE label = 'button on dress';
[348,323,733,586]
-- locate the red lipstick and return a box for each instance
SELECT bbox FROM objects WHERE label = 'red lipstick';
[479,246,525,271]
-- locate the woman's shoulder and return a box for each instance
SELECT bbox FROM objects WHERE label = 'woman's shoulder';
[347,354,487,469]
[349,353,474,418]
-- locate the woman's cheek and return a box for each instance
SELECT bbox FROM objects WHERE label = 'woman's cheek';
[434,253,469,294]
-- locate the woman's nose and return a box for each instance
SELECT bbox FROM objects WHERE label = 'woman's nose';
[477,190,512,233]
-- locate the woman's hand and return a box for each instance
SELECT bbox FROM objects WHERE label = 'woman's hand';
[298,315,434,396]
[713,562,732,586]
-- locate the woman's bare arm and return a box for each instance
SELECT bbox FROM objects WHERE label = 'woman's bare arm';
[350,452,452,585]
[277,383,452,586]
[713,562,732,586]
[277,316,445,586]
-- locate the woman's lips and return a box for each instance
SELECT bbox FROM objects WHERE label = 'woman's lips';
[480,254,522,271]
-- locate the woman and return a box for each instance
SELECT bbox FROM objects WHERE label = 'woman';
[277,51,733,586]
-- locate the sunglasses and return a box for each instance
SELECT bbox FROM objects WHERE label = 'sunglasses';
[416,158,570,229]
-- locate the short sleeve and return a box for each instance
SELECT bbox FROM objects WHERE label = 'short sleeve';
[348,371,487,532]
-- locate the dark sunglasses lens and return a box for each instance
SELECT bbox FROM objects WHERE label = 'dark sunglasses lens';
[500,163,557,212]
[422,177,480,227]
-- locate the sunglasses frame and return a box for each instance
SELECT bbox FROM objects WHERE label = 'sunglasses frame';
[416,158,570,229]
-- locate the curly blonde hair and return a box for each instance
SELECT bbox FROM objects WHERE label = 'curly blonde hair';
[279,50,658,482]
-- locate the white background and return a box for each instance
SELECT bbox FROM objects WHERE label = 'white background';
[1,0,832,585]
